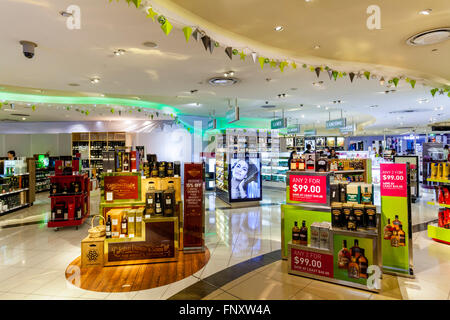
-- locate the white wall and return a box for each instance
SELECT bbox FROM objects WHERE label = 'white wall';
[0,133,71,157]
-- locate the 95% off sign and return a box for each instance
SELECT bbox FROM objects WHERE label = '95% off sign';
[289,175,327,204]
[380,163,407,197]
[291,248,333,278]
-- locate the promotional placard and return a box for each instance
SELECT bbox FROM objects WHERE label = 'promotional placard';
[326,118,346,129]
[104,175,139,200]
[207,119,216,130]
[291,247,334,278]
[287,124,300,134]
[183,163,205,250]
[289,174,327,204]
[380,163,414,277]
[226,107,239,124]
[271,118,286,129]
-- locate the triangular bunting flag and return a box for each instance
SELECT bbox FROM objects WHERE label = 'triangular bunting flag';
[201,35,210,51]
[291,62,297,69]
[225,47,233,60]
[192,29,200,41]
[31,105,36,111]
[279,62,288,72]
[327,69,333,80]
[430,88,438,97]
[392,77,399,87]
[146,7,158,21]
[251,52,257,63]
[161,20,173,35]
[270,60,277,68]
[208,40,215,54]
[314,67,321,78]
[349,72,355,83]
[302,64,307,68]
[182,26,192,42]
[332,71,339,81]
[309,66,315,72]
[258,57,265,69]
[131,0,141,8]
[364,71,371,80]
[239,51,246,61]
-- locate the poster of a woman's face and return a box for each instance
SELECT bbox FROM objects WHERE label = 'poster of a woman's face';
[229,158,261,201]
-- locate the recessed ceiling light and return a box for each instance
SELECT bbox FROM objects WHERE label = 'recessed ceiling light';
[305,0,313,2]
[274,26,284,32]
[432,48,438,52]
[418,98,429,104]
[301,114,305,118]
[90,77,100,84]
[114,49,126,56]
[142,41,158,48]
[100,94,105,97]
[317,105,321,108]
[208,77,238,86]
[407,28,450,46]
[59,11,73,17]
[313,45,320,50]
[22,117,26,121]
[419,9,432,15]
[312,81,324,87]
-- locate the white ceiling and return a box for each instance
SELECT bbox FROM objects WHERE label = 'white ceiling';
[0,0,448,134]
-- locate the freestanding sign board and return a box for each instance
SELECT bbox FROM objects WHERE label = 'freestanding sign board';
[380,163,414,277]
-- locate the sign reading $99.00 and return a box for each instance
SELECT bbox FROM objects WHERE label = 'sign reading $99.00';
[289,174,327,204]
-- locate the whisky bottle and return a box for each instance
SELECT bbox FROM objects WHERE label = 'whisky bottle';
[292,221,301,244]
[290,157,297,171]
[357,248,369,279]
[398,224,406,246]
[155,191,163,215]
[347,209,357,231]
[306,156,315,171]
[106,215,112,239]
[151,162,159,177]
[123,154,129,172]
[348,256,360,279]
[121,212,128,237]
[163,181,176,217]
[391,229,399,247]
[298,157,305,171]
[353,204,365,229]
[299,220,308,245]
[145,182,156,218]
[361,187,372,205]
[338,240,351,269]
[384,218,393,240]
[392,215,401,231]
[350,239,361,258]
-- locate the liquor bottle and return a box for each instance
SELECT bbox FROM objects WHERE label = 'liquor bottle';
[392,215,401,231]
[348,256,360,279]
[166,162,174,177]
[391,229,399,247]
[298,157,305,171]
[63,207,68,220]
[158,161,166,178]
[163,181,176,217]
[105,215,112,239]
[338,240,351,269]
[290,157,297,171]
[398,224,406,246]
[306,156,315,171]
[357,248,369,279]
[299,220,308,245]
[331,202,343,228]
[76,207,82,219]
[347,209,357,231]
[145,182,156,218]
[123,154,129,172]
[155,191,163,215]
[74,181,80,193]
[151,162,159,177]
[350,239,361,258]
[384,218,393,240]
[361,187,372,205]
[121,212,128,237]
[353,204,365,229]
[62,184,68,194]
[292,221,301,244]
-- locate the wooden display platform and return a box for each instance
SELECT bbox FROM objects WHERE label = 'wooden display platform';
[65,248,210,292]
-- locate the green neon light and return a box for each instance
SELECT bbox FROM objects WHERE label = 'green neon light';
[0,92,179,114]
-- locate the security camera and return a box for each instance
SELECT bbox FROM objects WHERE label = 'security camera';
[19,41,38,59]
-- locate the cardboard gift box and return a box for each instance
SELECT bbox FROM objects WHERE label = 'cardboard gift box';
[81,236,105,267]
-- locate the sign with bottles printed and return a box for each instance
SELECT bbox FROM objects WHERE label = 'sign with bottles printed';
[291,248,334,278]
[333,235,374,285]
[380,163,413,276]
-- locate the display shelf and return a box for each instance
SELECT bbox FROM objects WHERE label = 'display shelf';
[427,201,450,208]
[0,173,29,177]
[427,178,450,184]
[288,242,332,254]
[0,203,30,216]
[332,227,379,238]
[0,188,29,197]
[47,213,88,228]
[428,224,450,245]
[330,170,365,174]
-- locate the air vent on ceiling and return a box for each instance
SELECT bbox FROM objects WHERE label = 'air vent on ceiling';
[388,109,428,114]
[261,105,276,109]
[407,28,450,46]
[208,77,238,86]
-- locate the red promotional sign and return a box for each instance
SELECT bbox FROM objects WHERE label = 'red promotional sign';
[291,248,334,278]
[289,174,327,204]
[104,175,139,200]
[183,163,204,249]
[380,163,407,197]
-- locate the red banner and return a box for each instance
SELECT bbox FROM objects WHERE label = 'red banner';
[183,163,204,249]
[104,175,139,200]
[380,163,407,197]
[289,174,327,204]
[291,248,334,278]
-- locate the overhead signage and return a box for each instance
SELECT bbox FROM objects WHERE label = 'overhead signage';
[304,129,316,136]
[226,107,239,124]
[326,118,346,129]
[271,118,286,129]
[287,124,301,134]
[207,119,216,130]
[289,174,327,204]
[339,124,355,134]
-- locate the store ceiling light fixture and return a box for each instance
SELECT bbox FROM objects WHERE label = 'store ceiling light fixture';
[142,41,158,48]
[313,45,321,50]
[419,9,432,15]
[274,26,284,32]
[90,77,100,84]
[407,28,450,46]
[223,71,235,77]
[59,11,73,17]
[208,77,238,86]
[114,49,126,56]
[312,81,324,87]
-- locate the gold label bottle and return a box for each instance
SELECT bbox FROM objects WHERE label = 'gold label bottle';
[398,224,406,246]
[391,229,399,247]
[348,256,360,279]
[292,221,301,244]
[357,248,369,279]
[384,218,393,240]
[338,240,351,269]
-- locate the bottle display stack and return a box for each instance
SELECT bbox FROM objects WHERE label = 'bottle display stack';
[261,132,291,186]
[48,171,90,229]
[0,158,35,215]
[427,161,450,244]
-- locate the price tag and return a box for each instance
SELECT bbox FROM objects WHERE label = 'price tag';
[132,169,137,173]
[107,169,112,173]
[106,192,113,201]
[289,174,327,204]
[380,163,407,197]
[291,248,333,278]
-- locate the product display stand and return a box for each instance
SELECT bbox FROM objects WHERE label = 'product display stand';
[282,170,381,293]
[394,155,420,202]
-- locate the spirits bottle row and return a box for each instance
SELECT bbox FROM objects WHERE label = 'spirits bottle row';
[143,161,179,178]
[105,208,144,239]
[330,183,373,205]
[430,162,450,180]
[0,175,29,193]
[145,181,176,217]
[438,208,450,229]
[338,239,369,279]
[50,181,82,195]
[51,202,84,221]
[292,221,332,250]
[0,192,26,213]
[331,202,377,231]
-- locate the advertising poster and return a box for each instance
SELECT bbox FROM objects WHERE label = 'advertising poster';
[333,234,374,286]
[291,247,334,278]
[229,157,262,201]
[104,175,139,200]
[380,163,412,276]
[183,163,204,250]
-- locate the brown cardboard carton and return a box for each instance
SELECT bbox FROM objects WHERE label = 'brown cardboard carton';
[135,207,144,238]
[107,209,122,238]
[81,236,104,267]
[127,209,136,238]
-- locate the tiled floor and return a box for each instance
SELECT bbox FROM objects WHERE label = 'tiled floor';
[0,187,448,300]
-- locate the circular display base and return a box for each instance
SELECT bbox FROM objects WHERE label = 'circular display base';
[65,248,210,292]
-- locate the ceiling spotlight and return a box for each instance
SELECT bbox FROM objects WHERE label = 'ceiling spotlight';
[325,107,329,110]
[419,9,432,15]
[317,105,321,108]
[114,49,126,56]
[432,48,438,52]
[312,81,324,87]
[274,26,284,32]
[90,77,100,84]
[59,11,73,17]
[305,0,313,2]
[301,114,305,118]
[22,117,26,121]
[142,41,158,48]
[313,45,320,50]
